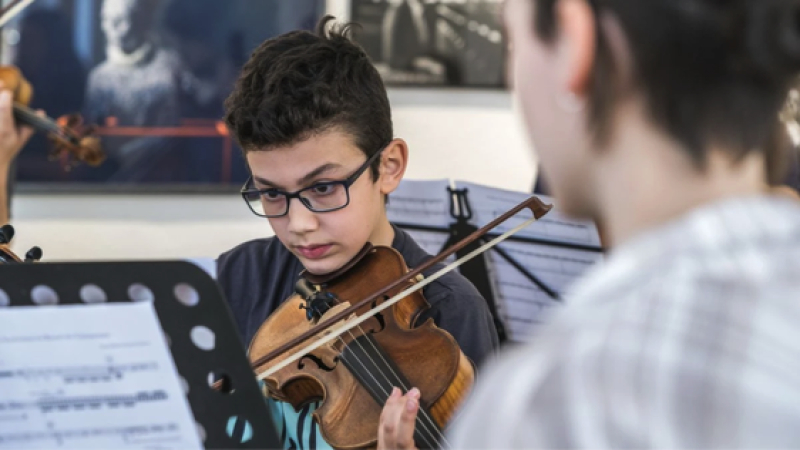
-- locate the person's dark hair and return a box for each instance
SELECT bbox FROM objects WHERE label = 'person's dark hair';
[223,15,392,180]
[532,0,800,181]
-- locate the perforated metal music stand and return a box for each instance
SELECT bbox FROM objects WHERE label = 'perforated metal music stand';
[0,260,280,449]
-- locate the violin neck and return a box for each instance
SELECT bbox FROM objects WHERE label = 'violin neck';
[12,102,60,135]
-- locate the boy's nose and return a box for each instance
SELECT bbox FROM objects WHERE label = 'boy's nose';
[286,197,319,235]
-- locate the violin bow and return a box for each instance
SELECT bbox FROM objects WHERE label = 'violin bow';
[0,0,36,28]
[252,195,553,380]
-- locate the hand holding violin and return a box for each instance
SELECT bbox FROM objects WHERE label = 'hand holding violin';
[378,387,421,450]
[0,84,36,225]
[0,86,35,169]
[0,65,104,170]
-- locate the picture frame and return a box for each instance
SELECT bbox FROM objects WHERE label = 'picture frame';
[349,0,507,89]
[2,0,325,194]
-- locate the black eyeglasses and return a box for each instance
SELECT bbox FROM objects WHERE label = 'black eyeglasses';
[241,146,386,218]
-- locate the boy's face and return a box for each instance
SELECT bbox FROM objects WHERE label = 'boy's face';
[246,130,404,275]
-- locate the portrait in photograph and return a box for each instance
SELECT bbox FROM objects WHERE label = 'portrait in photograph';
[1,0,325,192]
[349,0,506,88]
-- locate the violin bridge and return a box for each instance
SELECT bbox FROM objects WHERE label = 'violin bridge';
[315,302,358,348]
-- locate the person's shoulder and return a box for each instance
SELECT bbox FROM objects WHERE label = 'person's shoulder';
[391,228,480,303]
[424,266,481,303]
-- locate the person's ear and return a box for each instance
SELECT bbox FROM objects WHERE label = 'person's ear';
[555,0,596,96]
[378,139,408,195]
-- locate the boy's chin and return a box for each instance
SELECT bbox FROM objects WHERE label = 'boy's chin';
[298,254,345,277]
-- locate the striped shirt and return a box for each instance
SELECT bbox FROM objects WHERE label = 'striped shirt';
[448,194,800,448]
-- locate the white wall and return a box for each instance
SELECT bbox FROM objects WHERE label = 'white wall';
[9,88,536,261]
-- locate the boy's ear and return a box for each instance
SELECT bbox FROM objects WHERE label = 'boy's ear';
[378,138,408,195]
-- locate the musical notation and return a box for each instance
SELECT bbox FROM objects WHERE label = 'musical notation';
[0,303,202,449]
[0,362,158,384]
[387,179,453,228]
[0,423,182,448]
[0,390,169,414]
[487,241,603,341]
[457,181,603,246]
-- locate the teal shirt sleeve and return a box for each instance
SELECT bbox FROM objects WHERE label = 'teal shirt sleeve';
[260,380,330,450]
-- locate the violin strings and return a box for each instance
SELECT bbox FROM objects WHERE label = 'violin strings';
[343,328,446,446]
[349,325,452,448]
[334,329,446,449]
[334,333,439,449]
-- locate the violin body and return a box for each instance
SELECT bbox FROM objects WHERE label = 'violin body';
[249,245,475,449]
[0,66,32,105]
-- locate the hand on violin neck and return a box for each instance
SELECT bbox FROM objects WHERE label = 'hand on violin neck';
[0,87,36,168]
[379,386,421,450]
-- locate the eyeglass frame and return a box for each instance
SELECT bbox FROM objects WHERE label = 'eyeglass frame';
[240,143,388,218]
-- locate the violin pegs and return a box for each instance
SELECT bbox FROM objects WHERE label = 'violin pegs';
[0,224,15,244]
[24,246,43,262]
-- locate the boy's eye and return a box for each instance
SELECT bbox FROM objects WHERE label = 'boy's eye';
[310,184,333,195]
[262,190,283,201]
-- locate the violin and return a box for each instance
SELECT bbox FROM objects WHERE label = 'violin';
[0,66,104,170]
[246,196,552,449]
[0,223,42,263]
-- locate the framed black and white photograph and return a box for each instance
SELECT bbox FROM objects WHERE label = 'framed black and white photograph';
[350,0,507,88]
[1,0,325,193]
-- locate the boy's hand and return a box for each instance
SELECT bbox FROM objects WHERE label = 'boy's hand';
[378,387,420,450]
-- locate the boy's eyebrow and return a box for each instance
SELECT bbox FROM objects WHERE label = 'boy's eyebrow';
[252,163,343,190]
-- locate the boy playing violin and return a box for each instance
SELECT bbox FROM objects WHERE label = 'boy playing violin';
[216,16,499,450]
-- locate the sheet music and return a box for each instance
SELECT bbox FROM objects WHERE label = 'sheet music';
[487,241,603,341]
[387,179,453,228]
[0,303,202,449]
[387,179,605,343]
[455,181,602,247]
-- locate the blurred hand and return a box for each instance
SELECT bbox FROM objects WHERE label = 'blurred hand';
[0,86,35,168]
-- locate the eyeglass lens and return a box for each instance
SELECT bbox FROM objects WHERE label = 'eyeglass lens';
[244,183,349,217]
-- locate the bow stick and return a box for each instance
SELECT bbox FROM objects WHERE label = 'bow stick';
[252,195,552,379]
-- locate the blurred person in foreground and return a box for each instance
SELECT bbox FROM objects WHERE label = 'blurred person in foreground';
[378,0,800,448]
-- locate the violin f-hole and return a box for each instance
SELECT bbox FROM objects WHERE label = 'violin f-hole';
[298,354,339,372]
[364,296,389,333]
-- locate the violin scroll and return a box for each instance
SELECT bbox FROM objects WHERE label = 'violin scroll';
[51,114,104,170]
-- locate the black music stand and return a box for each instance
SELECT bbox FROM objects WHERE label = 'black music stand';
[393,188,604,344]
[0,260,280,449]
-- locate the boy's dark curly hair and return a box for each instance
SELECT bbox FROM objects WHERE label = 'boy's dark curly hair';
[224,15,392,180]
